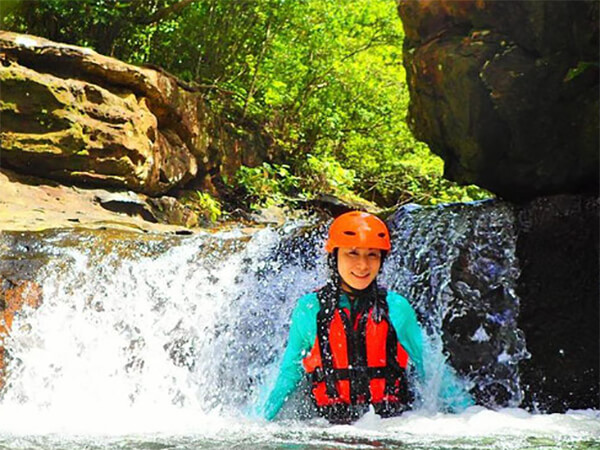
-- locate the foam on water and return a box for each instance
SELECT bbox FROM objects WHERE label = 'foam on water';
[0,407,598,449]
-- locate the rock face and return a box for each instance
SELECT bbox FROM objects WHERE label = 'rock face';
[515,195,599,411]
[0,31,206,195]
[384,194,598,411]
[398,1,599,201]
[0,167,204,232]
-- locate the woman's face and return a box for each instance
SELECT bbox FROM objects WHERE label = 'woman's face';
[337,247,382,292]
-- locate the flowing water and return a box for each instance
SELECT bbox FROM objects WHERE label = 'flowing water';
[0,203,598,449]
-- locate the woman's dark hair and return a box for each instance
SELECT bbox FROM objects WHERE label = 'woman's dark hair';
[327,248,387,299]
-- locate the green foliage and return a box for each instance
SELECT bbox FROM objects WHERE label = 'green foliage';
[235,162,300,210]
[2,0,493,209]
[179,190,222,223]
[564,61,599,82]
[0,0,169,59]
[300,154,355,196]
[195,191,222,223]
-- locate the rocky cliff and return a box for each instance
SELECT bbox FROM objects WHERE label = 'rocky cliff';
[397,1,599,411]
[0,31,276,227]
[398,1,599,201]
[0,31,204,195]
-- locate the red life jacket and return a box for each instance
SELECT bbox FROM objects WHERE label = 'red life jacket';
[302,284,411,423]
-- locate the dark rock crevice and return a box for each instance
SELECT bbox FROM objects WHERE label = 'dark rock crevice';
[515,195,599,412]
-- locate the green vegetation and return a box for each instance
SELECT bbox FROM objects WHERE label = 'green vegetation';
[195,191,222,223]
[179,190,222,223]
[235,163,300,210]
[1,0,492,212]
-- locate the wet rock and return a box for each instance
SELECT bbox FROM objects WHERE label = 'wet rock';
[398,1,599,200]
[386,199,525,407]
[385,194,598,410]
[0,168,198,233]
[301,193,379,218]
[249,205,290,226]
[146,196,200,228]
[515,195,599,412]
[94,191,157,223]
[0,278,42,333]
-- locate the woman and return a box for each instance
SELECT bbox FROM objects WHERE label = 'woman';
[260,211,473,423]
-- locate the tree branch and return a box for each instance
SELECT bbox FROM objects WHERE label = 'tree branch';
[292,31,386,114]
[138,0,197,25]
[242,20,273,118]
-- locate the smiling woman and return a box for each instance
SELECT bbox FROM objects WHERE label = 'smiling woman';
[337,247,382,292]
[326,210,389,292]
[257,211,474,424]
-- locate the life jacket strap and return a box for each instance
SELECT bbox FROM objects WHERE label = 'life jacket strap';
[311,366,403,383]
[348,309,371,404]
[316,309,338,399]
[316,283,340,399]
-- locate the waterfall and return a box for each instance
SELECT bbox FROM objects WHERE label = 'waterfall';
[384,200,527,407]
[0,223,327,431]
[0,202,529,431]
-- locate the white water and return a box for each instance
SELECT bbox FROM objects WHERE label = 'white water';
[0,407,598,449]
[0,225,598,449]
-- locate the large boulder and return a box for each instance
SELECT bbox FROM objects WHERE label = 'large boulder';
[398,1,599,201]
[0,31,208,195]
[385,194,598,411]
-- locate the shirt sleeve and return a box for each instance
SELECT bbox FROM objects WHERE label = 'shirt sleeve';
[387,291,475,413]
[386,291,426,379]
[260,293,318,420]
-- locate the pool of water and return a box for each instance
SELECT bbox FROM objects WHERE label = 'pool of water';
[0,407,598,450]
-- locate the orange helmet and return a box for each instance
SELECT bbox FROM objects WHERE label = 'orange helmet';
[325,211,391,253]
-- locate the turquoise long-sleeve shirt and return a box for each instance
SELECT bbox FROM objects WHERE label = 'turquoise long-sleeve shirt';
[260,290,474,420]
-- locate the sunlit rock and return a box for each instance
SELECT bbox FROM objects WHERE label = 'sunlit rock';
[0,31,204,195]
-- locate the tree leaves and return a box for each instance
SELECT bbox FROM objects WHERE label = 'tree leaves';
[3,0,492,208]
